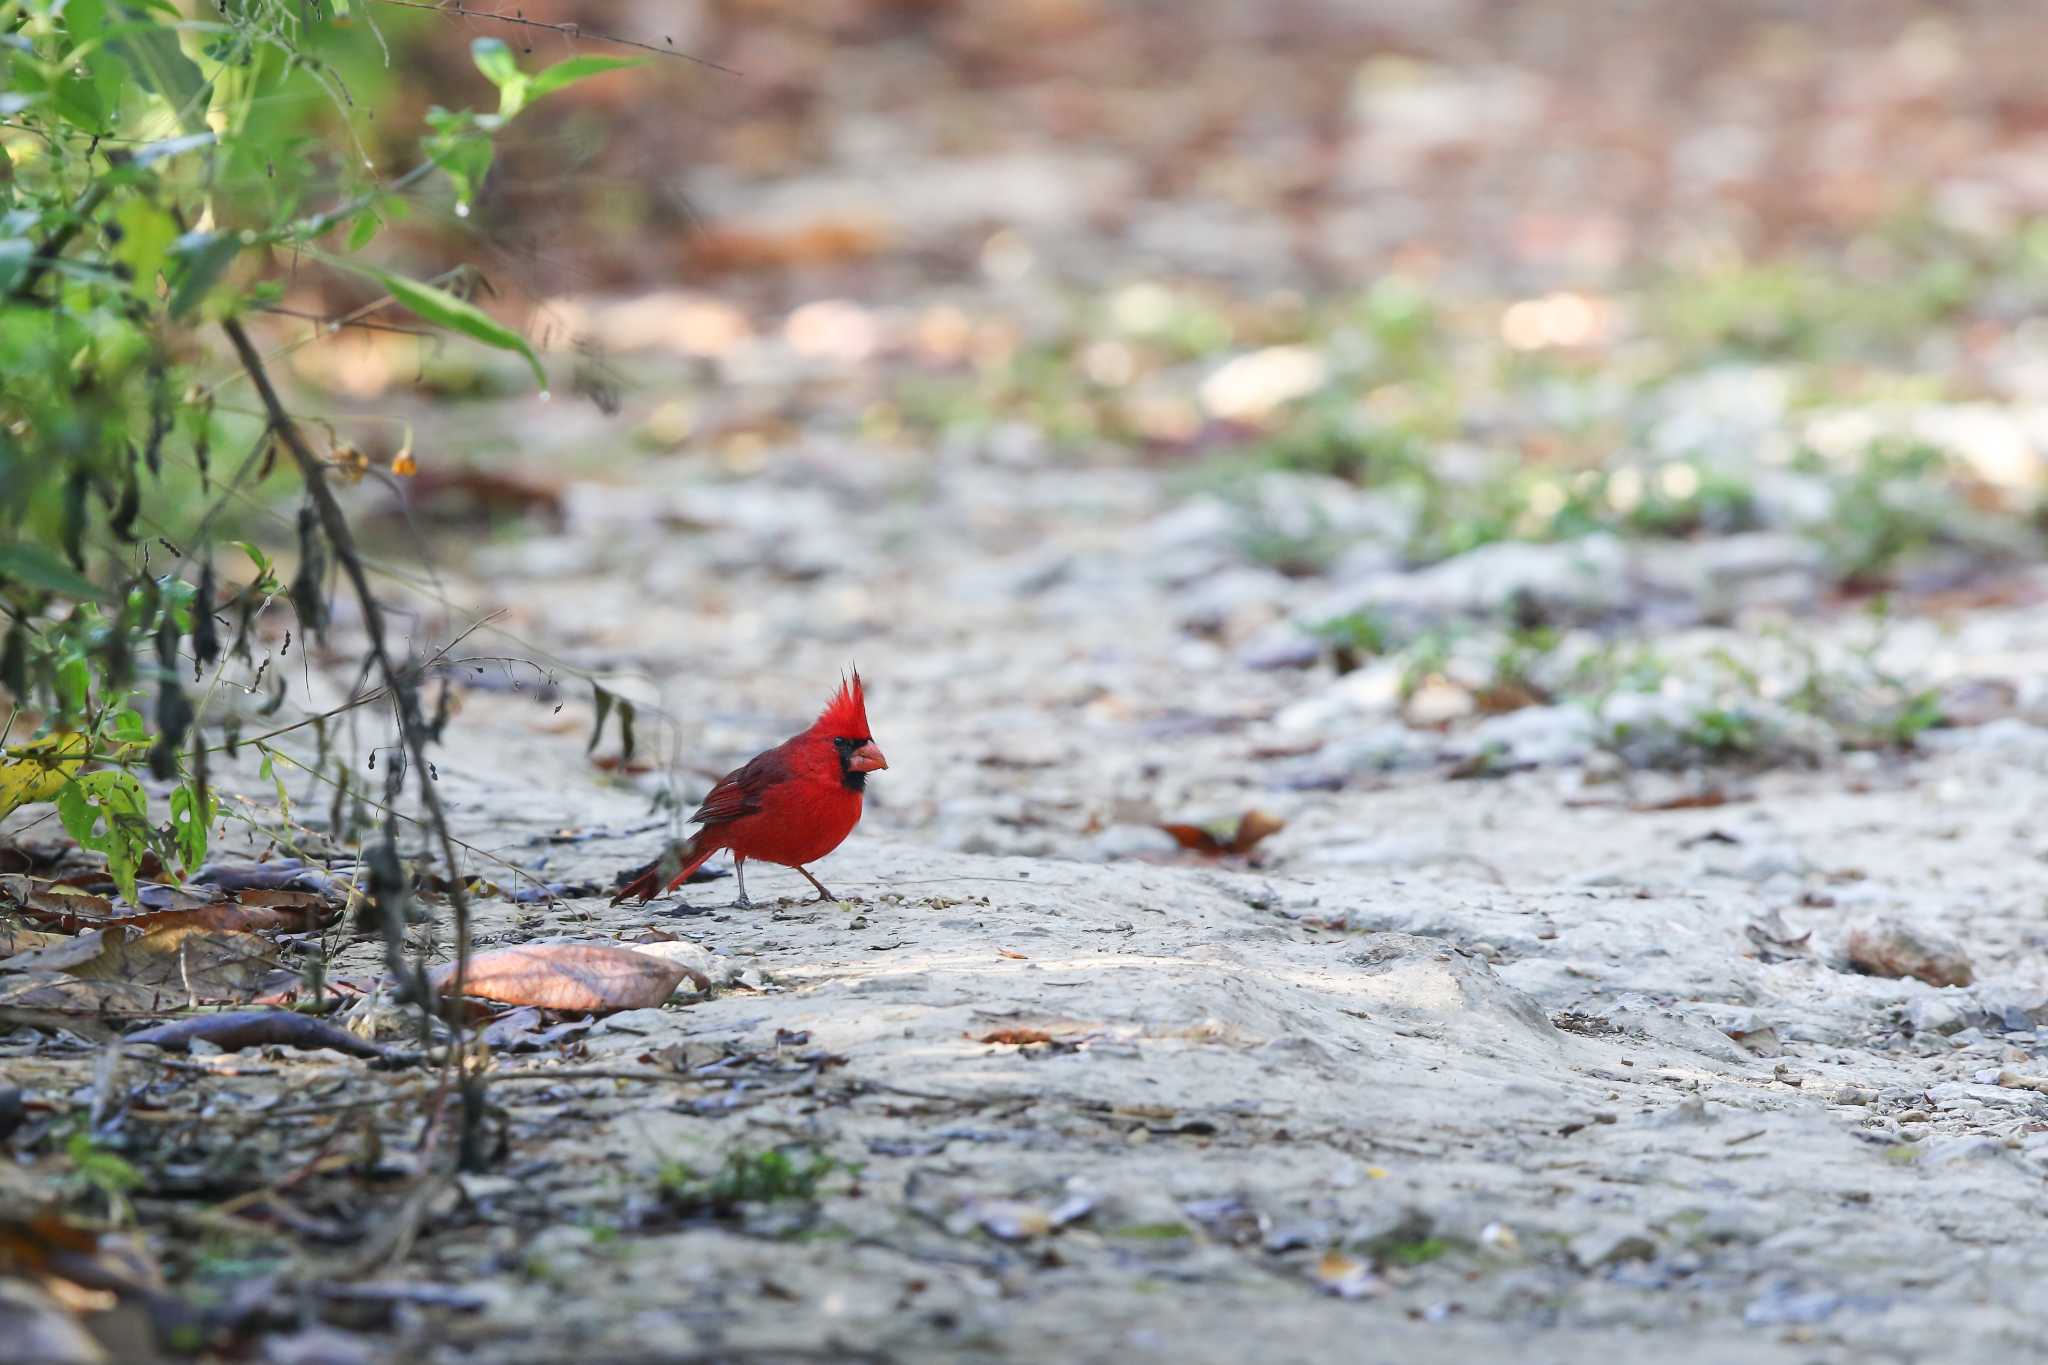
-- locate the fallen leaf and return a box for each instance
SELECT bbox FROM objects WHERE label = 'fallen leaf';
[0,924,67,957]
[431,944,688,1013]
[1160,809,1285,857]
[0,972,177,1038]
[65,924,280,1001]
[976,1027,1058,1046]
[1632,786,1738,812]
[996,948,1029,960]
[1313,1249,1384,1298]
[0,732,88,818]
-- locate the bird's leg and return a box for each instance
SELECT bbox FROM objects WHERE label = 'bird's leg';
[732,858,753,910]
[794,864,838,903]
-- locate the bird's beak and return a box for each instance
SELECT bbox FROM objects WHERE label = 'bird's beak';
[848,741,888,773]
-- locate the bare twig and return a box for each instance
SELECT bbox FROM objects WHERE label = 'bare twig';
[220,315,480,1130]
[7,182,108,302]
[369,0,739,73]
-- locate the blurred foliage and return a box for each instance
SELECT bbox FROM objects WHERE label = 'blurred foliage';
[0,0,629,882]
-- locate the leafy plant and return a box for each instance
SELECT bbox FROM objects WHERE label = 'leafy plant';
[64,1132,143,1224]
[657,1146,850,1219]
[1309,607,1393,672]
[1,4,635,911]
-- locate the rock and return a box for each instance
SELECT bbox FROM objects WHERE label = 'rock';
[1451,705,1596,770]
[1919,1135,2009,1165]
[1905,995,1976,1037]
[1341,1205,1435,1255]
[1594,995,1751,1065]
[1568,1224,1657,1269]
[1843,918,1975,987]
[1238,627,1322,671]
[1742,1284,1847,1327]
[1636,532,1825,617]
[1345,933,1558,1042]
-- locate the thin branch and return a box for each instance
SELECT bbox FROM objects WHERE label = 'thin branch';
[287,157,441,244]
[7,182,108,303]
[258,303,436,338]
[369,0,739,74]
[220,314,477,1058]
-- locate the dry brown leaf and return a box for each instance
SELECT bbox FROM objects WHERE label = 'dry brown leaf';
[65,925,280,1001]
[0,924,67,957]
[0,927,130,974]
[976,1027,1058,1045]
[0,972,179,1038]
[2,877,334,935]
[1631,787,1738,812]
[1160,809,1285,857]
[996,948,1030,960]
[431,944,687,1013]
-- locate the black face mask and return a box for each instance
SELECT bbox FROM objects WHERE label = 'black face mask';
[832,735,872,792]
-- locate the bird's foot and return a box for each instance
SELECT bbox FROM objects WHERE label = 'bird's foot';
[731,892,754,910]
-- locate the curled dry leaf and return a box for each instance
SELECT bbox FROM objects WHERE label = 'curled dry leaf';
[996,948,1029,960]
[431,944,689,1013]
[1159,809,1285,858]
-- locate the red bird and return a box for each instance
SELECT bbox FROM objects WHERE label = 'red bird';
[612,672,887,906]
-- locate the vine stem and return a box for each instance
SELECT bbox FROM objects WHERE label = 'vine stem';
[220,315,478,1142]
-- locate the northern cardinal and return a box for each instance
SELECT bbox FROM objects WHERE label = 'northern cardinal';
[611,672,887,906]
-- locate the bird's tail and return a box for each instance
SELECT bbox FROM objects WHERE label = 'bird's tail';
[610,832,718,905]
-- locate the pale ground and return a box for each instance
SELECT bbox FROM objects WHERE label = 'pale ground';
[233,421,2048,1364]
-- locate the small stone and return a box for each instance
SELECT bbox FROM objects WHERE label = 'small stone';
[1569,1225,1657,1269]
[1842,917,1974,988]
[1834,1088,1877,1106]
[1896,1108,1930,1124]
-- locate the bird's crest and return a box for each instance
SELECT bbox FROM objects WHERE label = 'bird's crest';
[813,669,871,739]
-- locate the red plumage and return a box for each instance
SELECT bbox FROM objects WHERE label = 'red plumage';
[611,672,886,906]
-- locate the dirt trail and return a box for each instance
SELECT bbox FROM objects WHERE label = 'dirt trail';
[270,433,2048,1363]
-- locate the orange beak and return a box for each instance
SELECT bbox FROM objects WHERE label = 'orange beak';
[848,741,889,773]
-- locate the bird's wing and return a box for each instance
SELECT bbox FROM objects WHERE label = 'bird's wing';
[689,746,792,826]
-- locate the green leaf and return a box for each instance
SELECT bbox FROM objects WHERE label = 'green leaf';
[587,683,614,753]
[104,1,210,132]
[337,260,545,389]
[168,781,215,872]
[168,229,239,318]
[0,544,106,600]
[347,208,382,252]
[112,197,176,296]
[526,54,642,105]
[231,540,272,578]
[471,37,521,90]
[57,769,150,905]
[471,37,530,117]
[0,239,31,294]
[107,707,149,744]
[423,106,494,210]
[54,656,91,721]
